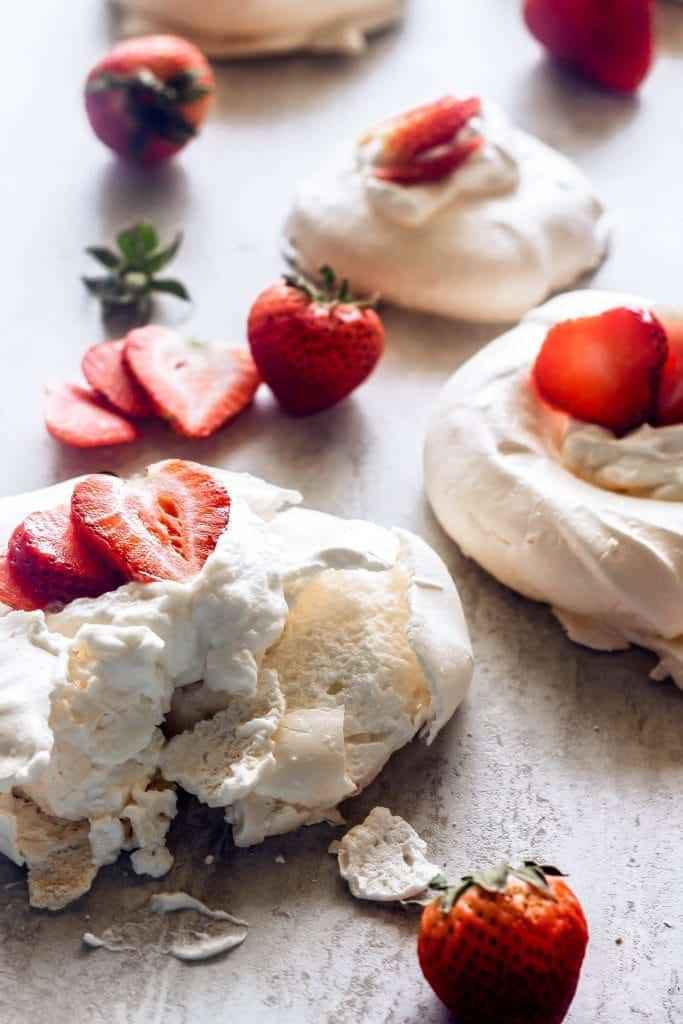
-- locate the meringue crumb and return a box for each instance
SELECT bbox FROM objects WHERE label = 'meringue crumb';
[204,855,214,865]
[274,854,286,864]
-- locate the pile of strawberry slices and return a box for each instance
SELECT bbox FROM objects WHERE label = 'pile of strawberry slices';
[533,306,683,434]
[0,460,230,611]
[46,328,261,447]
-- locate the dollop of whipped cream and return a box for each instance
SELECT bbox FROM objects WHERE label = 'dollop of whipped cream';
[285,101,609,323]
[0,466,472,909]
[424,289,683,685]
[117,0,404,57]
[560,420,683,501]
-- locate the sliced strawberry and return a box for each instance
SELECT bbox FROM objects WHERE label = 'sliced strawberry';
[0,553,41,611]
[71,460,230,583]
[379,96,481,162]
[7,506,123,607]
[371,95,482,185]
[374,135,483,185]
[82,338,156,419]
[124,327,260,439]
[533,306,668,435]
[45,383,140,448]
[655,314,683,426]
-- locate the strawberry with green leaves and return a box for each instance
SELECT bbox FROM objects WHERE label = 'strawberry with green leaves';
[248,266,384,416]
[85,35,214,166]
[418,862,589,1024]
[83,222,190,325]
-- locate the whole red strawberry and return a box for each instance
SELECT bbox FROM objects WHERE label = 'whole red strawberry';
[523,0,654,94]
[418,862,588,1024]
[247,267,384,416]
[85,35,214,166]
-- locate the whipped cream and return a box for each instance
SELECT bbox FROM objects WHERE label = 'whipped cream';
[0,465,472,907]
[560,420,683,501]
[424,289,683,685]
[285,102,609,323]
[332,806,439,901]
[117,0,404,57]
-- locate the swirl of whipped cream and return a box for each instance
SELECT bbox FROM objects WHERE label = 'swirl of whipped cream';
[116,0,404,57]
[424,289,683,685]
[560,420,683,501]
[285,102,609,323]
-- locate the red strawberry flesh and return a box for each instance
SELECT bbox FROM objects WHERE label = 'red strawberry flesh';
[125,327,261,438]
[8,506,124,607]
[45,383,140,448]
[82,338,156,419]
[655,314,683,426]
[373,95,482,184]
[71,460,230,583]
[533,306,668,436]
[0,553,41,611]
[374,135,483,185]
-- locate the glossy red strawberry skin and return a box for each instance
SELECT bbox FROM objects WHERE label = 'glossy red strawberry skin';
[8,506,123,608]
[533,307,668,435]
[247,283,384,416]
[82,338,155,419]
[85,35,214,166]
[124,327,260,438]
[45,383,140,448]
[418,876,588,1024]
[71,460,230,584]
[655,314,683,426]
[0,553,41,611]
[523,0,653,94]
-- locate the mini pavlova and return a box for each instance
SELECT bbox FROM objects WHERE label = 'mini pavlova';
[0,460,472,909]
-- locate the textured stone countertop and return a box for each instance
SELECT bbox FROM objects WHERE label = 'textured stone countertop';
[1,1,683,1021]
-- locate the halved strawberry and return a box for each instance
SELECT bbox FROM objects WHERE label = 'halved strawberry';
[71,460,230,583]
[533,307,668,435]
[45,383,140,448]
[8,506,123,607]
[371,96,482,185]
[0,553,41,611]
[655,314,683,426]
[124,327,261,438]
[82,338,156,419]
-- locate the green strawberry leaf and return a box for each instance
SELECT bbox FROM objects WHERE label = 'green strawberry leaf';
[85,246,120,269]
[117,223,159,267]
[151,278,191,301]
[145,232,183,273]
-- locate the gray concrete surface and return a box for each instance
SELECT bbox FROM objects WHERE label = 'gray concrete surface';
[1,0,683,1020]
